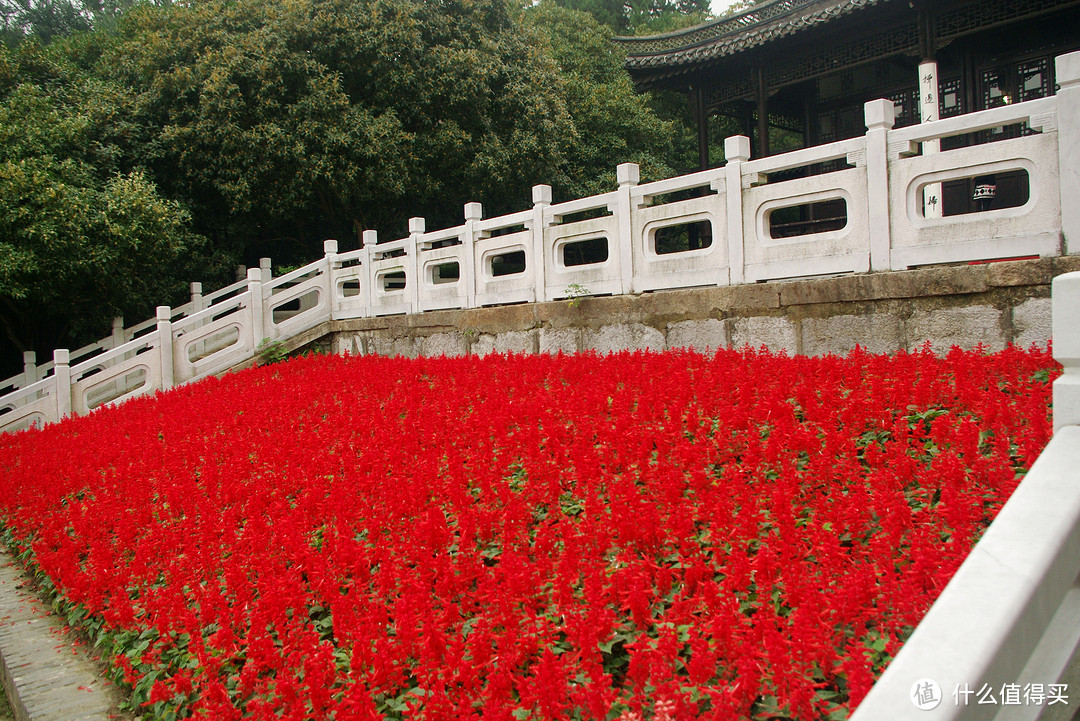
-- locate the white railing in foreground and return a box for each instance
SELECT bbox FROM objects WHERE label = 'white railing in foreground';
[850,271,1080,721]
[1,49,1077,435]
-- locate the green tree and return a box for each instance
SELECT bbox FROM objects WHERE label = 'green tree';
[0,42,208,371]
[1,0,174,45]
[522,2,675,196]
[85,0,679,261]
[540,0,711,35]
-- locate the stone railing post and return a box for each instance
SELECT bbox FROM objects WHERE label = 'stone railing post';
[463,203,482,309]
[615,163,639,295]
[864,99,895,271]
[1056,51,1080,255]
[324,239,339,318]
[260,257,272,283]
[531,184,552,302]
[407,217,424,313]
[156,306,174,391]
[247,267,265,350]
[190,282,205,312]
[917,60,943,220]
[52,349,71,419]
[111,316,125,348]
[22,351,37,386]
[1053,271,1080,432]
[724,135,750,286]
[361,229,377,316]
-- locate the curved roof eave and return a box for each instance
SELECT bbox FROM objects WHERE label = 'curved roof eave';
[615,0,885,71]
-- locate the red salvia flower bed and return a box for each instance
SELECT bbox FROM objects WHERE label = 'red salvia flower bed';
[0,346,1058,720]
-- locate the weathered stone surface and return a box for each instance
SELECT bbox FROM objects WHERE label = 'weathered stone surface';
[408,308,461,329]
[637,289,721,321]
[666,319,728,353]
[802,313,902,356]
[458,303,538,334]
[539,327,579,355]
[905,305,1006,353]
[731,316,798,352]
[985,258,1052,287]
[718,284,782,311]
[472,330,536,357]
[780,266,991,306]
[370,336,418,358]
[332,334,364,355]
[420,333,468,358]
[582,323,665,353]
[1012,297,1053,349]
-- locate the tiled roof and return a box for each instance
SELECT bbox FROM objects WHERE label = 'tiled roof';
[616,0,885,70]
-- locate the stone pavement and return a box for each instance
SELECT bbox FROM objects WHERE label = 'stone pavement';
[0,551,129,721]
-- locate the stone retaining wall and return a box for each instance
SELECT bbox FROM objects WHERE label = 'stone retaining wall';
[289,257,1080,359]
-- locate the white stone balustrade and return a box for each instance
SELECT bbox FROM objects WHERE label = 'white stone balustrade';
[1,49,1078,434]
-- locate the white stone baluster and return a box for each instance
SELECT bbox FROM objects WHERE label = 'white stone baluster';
[111,317,125,348]
[22,351,37,386]
[324,239,339,319]
[724,135,750,286]
[190,282,205,312]
[247,268,265,349]
[615,162,639,295]
[1057,51,1080,255]
[362,230,377,318]
[53,349,71,419]
[531,184,552,302]
[408,217,423,314]
[864,99,895,272]
[157,306,174,391]
[1053,271,1080,432]
[463,203,481,309]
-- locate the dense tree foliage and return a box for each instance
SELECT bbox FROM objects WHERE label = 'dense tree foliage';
[522,3,675,197]
[0,41,209,362]
[81,0,681,259]
[542,0,711,35]
[0,0,696,374]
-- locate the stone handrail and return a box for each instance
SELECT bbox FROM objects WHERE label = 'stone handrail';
[1,49,1077,434]
[849,271,1080,720]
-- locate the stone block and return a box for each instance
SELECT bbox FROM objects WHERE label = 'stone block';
[461,303,538,334]
[731,316,798,353]
[985,259,1051,288]
[539,327,579,355]
[582,323,665,354]
[420,332,467,358]
[332,334,364,355]
[1054,256,1080,275]
[472,330,536,357]
[1012,297,1052,349]
[666,319,728,353]
[802,313,902,356]
[632,289,708,322]
[905,305,1005,354]
[370,336,418,358]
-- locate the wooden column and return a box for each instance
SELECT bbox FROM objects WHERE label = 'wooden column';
[756,66,770,157]
[693,84,709,170]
